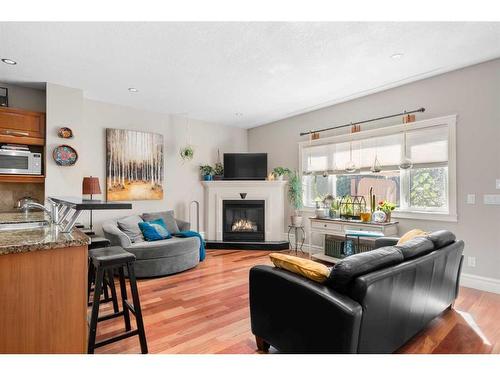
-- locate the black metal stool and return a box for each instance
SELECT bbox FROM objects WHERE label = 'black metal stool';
[88,246,148,354]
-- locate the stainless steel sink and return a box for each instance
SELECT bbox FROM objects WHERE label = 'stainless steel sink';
[0,221,49,231]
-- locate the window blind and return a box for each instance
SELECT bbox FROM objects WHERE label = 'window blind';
[302,124,449,175]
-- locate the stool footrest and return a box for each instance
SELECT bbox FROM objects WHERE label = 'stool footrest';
[97,310,126,323]
[94,329,140,348]
[123,300,136,315]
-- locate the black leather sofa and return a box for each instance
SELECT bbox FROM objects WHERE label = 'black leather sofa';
[249,230,464,353]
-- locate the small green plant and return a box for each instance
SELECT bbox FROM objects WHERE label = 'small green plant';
[377,200,396,213]
[180,145,194,161]
[272,167,291,178]
[331,197,341,211]
[213,162,224,176]
[288,171,303,213]
[199,165,214,176]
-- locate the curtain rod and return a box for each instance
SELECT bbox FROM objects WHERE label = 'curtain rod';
[299,107,426,136]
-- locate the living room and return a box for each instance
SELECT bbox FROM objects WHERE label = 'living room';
[1,1,500,373]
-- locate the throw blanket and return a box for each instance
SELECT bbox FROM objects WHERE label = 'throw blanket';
[174,231,206,262]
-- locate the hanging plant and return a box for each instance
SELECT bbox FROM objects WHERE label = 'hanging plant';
[180,145,194,162]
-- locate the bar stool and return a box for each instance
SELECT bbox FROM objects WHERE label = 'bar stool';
[87,236,119,312]
[88,246,148,354]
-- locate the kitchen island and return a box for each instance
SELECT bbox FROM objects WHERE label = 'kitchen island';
[0,212,90,353]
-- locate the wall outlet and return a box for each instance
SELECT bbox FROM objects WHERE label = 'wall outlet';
[467,256,476,268]
[466,194,475,204]
[484,194,500,205]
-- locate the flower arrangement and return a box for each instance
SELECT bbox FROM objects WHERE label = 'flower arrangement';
[377,200,396,222]
[377,200,396,213]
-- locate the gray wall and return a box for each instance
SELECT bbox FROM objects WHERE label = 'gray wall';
[248,58,500,282]
[45,83,248,233]
[0,82,46,112]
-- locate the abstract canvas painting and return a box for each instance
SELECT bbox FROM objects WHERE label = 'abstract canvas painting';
[106,128,164,201]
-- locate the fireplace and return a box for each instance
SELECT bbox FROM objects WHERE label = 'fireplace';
[223,200,265,242]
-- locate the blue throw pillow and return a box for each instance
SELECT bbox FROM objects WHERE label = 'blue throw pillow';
[138,218,172,241]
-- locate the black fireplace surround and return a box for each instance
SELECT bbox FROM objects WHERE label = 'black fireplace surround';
[223,200,265,242]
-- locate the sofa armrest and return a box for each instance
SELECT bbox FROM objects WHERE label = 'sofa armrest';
[249,265,362,353]
[102,223,132,248]
[176,218,191,232]
[374,237,399,249]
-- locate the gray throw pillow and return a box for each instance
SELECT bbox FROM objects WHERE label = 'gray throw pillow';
[117,215,145,243]
[141,210,180,234]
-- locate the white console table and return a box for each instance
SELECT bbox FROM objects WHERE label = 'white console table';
[308,217,399,264]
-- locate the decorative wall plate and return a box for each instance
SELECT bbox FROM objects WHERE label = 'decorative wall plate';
[53,145,78,166]
[57,127,74,139]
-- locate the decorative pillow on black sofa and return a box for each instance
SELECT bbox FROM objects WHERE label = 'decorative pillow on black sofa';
[326,247,404,292]
[141,210,180,234]
[395,237,435,260]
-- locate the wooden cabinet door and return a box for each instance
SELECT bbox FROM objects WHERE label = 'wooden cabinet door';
[0,107,45,139]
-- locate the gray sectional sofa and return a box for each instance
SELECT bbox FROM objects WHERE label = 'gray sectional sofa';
[102,211,200,278]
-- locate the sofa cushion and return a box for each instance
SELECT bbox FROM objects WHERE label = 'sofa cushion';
[125,236,200,260]
[395,237,435,260]
[427,230,456,249]
[326,247,404,292]
[397,229,428,245]
[138,218,172,241]
[269,253,331,283]
[117,215,144,243]
[141,210,180,234]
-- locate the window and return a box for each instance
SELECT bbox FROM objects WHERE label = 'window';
[299,115,457,221]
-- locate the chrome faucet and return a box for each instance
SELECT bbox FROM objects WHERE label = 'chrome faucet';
[21,200,59,224]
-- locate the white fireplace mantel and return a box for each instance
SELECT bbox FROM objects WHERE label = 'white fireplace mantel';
[202,180,287,241]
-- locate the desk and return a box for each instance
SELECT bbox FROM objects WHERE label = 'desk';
[308,217,398,264]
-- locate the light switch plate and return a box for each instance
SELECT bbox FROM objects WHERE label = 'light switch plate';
[467,194,476,204]
[496,179,500,189]
[483,194,500,205]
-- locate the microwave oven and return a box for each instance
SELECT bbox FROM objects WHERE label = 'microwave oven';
[0,149,42,175]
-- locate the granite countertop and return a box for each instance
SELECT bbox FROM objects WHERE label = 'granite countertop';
[0,211,90,256]
[0,211,47,224]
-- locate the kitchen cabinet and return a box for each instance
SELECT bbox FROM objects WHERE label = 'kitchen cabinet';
[0,107,46,145]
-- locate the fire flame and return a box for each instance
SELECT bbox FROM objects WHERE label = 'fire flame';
[231,219,256,232]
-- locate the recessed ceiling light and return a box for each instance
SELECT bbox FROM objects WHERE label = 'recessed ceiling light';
[1,58,17,65]
[128,87,138,93]
[391,53,404,60]
[235,112,243,117]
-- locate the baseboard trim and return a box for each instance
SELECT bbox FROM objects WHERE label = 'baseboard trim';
[461,273,500,294]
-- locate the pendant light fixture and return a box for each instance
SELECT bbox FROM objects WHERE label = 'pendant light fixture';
[345,141,357,173]
[399,122,413,170]
[370,138,382,173]
[345,124,358,173]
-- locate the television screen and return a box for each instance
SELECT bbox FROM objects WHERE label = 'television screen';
[223,153,267,180]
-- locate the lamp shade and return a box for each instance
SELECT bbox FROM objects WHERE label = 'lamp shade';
[82,176,101,195]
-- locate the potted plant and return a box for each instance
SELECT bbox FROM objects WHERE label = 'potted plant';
[330,197,341,219]
[180,145,194,162]
[200,165,214,181]
[213,162,224,180]
[272,167,291,181]
[288,170,303,226]
[377,200,396,222]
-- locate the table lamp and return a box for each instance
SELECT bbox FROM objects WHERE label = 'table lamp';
[82,176,101,230]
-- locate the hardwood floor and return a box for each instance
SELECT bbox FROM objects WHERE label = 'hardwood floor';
[93,250,500,354]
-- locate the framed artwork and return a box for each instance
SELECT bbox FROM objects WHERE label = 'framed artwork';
[106,128,164,201]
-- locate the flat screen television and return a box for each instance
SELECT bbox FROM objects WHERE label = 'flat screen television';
[223,153,267,180]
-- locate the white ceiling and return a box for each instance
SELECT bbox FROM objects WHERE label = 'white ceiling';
[1,22,499,128]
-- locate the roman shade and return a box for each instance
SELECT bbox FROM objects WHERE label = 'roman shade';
[301,124,449,175]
